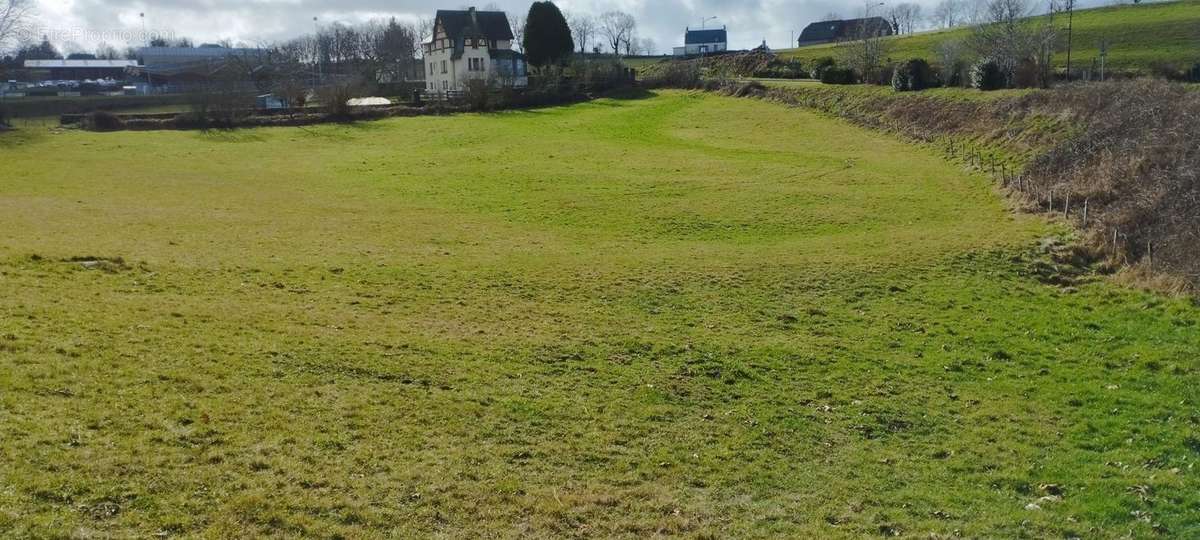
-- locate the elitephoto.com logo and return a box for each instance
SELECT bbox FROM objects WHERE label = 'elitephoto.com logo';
[17,25,177,46]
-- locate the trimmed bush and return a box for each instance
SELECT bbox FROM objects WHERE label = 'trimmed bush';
[820,67,857,85]
[80,110,124,132]
[892,59,935,92]
[970,60,1006,91]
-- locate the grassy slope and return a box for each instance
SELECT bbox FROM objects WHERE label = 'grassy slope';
[780,0,1200,71]
[1,92,1197,538]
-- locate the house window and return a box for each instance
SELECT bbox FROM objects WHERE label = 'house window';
[441,60,447,74]
[429,62,434,76]
[442,80,448,90]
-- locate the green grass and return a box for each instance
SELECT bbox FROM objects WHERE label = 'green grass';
[781,0,1200,72]
[1,91,1197,538]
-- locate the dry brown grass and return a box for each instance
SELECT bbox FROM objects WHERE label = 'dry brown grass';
[709,79,1199,293]
[1020,81,1200,292]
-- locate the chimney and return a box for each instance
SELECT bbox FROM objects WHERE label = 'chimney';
[469,6,477,26]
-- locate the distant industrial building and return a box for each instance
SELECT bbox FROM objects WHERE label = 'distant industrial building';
[130,45,267,90]
[796,17,894,47]
[673,27,728,56]
[23,59,138,80]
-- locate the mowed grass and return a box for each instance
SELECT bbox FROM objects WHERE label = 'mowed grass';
[780,0,1200,72]
[1,91,1198,538]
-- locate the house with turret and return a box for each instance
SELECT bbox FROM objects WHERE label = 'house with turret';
[423,7,528,92]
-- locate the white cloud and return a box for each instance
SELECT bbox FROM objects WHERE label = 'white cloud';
[26,0,1102,55]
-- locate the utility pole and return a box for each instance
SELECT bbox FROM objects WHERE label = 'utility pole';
[313,17,322,86]
[1065,0,1075,81]
[1099,39,1109,82]
[141,13,151,94]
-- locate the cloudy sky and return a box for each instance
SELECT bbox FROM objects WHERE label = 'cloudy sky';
[27,0,1093,55]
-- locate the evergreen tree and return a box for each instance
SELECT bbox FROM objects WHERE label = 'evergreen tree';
[522,1,573,71]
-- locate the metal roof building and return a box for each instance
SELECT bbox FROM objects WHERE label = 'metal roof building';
[24,59,138,80]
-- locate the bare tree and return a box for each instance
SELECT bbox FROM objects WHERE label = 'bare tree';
[508,13,526,53]
[937,38,972,85]
[95,42,120,59]
[567,12,596,55]
[838,4,893,83]
[598,11,636,56]
[639,37,657,56]
[931,0,965,28]
[969,0,1037,86]
[0,0,33,53]
[889,3,924,34]
[417,17,434,51]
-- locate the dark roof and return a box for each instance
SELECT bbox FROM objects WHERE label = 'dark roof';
[435,9,514,42]
[685,28,727,45]
[798,17,893,44]
[490,49,525,61]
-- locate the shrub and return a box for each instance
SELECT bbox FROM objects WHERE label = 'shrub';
[462,79,492,111]
[1148,62,1184,81]
[970,59,1006,91]
[318,79,366,119]
[1014,58,1042,89]
[820,67,857,85]
[726,81,767,98]
[642,61,702,89]
[891,66,910,92]
[809,57,837,80]
[892,59,935,92]
[172,112,207,130]
[81,110,125,132]
[752,59,808,80]
[942,61,970,88]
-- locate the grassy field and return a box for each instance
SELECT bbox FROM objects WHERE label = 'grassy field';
[780,0,1200,72]
[1,91,1198,538]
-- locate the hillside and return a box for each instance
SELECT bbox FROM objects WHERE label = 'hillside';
[780,0,1200,73]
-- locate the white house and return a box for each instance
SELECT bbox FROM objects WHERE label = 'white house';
[672,27,728,57]
[423,7,528,92]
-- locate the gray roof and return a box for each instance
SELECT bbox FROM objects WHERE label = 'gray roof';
[685,28,727,45]
[798,17,893,44]
[25,59,138,69]
[435,9,515,43]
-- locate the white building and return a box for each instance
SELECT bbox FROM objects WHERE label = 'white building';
[423,7,528,92]
[672,27,729,57]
